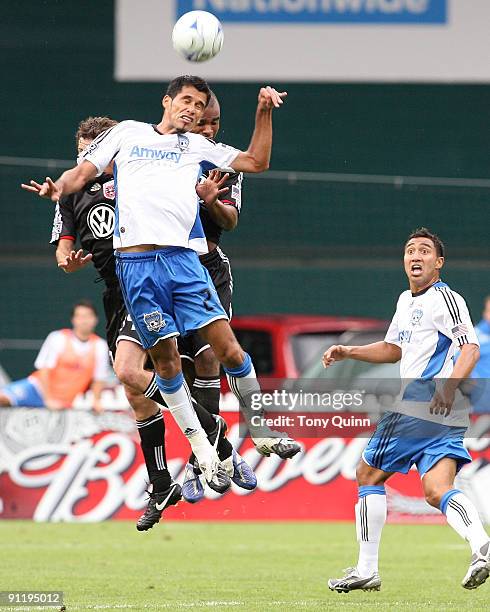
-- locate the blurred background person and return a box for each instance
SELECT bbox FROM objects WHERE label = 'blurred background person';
[0,300,109,411]
[475,296,490,347]
[470,296,490,413]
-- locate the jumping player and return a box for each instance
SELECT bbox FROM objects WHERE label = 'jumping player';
[50,116,253,530]
[324,228,489,592]
[23,77,299,478]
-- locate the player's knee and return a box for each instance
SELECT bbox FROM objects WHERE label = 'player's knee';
[113,359,140,389]
[149,341,181,379]
[424,486,446,509]
[356,461,372,485]
[195,348,219,377]
[355,460,384,486]
[152,352,182,379]
[215,340,243,369]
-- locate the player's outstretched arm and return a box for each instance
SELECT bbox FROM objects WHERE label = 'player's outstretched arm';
[21,160,98,203]
[231,86,287,174]
[323,341,401,368]
[196,170,238,231]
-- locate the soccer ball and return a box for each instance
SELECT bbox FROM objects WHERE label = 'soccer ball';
[172,11,224,63]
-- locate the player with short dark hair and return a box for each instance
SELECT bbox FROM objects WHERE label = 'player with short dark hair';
[50,116,250,530]
[165,75,211,106]
[324,228,489,592]
[406,226,445,258]
[23,76,301,502]
[70,299,98,317]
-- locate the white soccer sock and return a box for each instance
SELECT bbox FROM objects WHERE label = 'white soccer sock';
[356,487,387,576]
[225,354,263,435]
[226,358,261,403]
[442,490,489,554]
[155,374,203,438]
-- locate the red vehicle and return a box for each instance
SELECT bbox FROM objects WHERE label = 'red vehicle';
[230,314,386,381]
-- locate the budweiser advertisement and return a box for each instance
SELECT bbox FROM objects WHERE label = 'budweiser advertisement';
[0,401,489,523]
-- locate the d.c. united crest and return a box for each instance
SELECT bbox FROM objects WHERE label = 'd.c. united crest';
[103,181,115,200]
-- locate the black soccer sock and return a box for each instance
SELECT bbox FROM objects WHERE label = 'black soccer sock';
[135,409,171,494]
[192,376,221,415]
[144,373,164,405]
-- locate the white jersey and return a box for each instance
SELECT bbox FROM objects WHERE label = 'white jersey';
[385,280,479,426]
[79,121,240,253]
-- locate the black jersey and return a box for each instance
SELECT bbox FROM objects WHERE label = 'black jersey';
[50,174,116,285]
[199,172,242,246]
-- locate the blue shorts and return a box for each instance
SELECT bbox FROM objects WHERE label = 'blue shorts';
[115,247,228,350]
[363,411,471,477]
[1,377,45,407]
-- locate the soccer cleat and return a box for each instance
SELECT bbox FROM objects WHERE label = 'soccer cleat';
[194,456,231,494]
[222,449,257,490]
[328,567,381,593]
[182,462,204,504]
[253,437,302,459]
[462,541,490,590]
[136,482,182,532]
[189,419,231,495]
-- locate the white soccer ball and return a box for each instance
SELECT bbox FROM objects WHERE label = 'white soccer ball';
[172,11,224,63]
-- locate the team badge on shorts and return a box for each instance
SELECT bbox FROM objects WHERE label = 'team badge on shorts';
[143,311,166,332]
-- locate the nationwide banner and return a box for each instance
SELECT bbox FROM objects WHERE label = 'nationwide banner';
[115,0,490,82]
[176,0,447,23]
[1,406,489,523]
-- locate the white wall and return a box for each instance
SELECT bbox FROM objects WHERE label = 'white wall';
[115,0,490,82]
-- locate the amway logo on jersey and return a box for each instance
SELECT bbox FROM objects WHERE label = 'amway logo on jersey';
[130,146,182,163]
[88,204,115,239]
[177,0,446,23]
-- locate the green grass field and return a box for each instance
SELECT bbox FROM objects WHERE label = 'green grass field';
[1,521,489,611]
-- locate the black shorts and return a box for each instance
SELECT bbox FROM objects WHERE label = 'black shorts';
[102,283,142,361]
[178,247,233,361]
